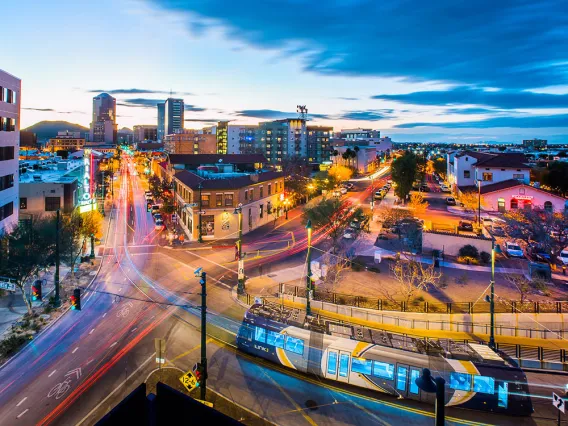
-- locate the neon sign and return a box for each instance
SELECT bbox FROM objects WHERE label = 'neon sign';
[512,194,533,200]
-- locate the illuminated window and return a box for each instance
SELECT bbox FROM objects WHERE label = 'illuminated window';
[373,361,394,380]
[450,372,472,391]
[216,194,223,207]
[266,330,284,348]
[284,336,304,355]
[482,172,493,181]
[473,376,495,394]
[254,326,266,343]
[351,358,372,375]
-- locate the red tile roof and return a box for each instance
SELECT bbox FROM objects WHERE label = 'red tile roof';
[474,153,529,169]
[174,170,283,191]
[168,154,267,165]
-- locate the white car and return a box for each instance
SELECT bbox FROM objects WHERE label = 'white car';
[340,187,348,194]
[560,247,568,265]
[343,230,355,239]
[505,242,524,258]
[440,185,451,193]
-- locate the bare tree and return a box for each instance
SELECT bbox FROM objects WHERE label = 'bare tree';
[408,193,429,216]
[316,249,353,292]
[386,255,441,304]
[503,274,532,303]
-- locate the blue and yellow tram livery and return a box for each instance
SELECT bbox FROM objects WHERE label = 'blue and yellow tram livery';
[237,304,533,416]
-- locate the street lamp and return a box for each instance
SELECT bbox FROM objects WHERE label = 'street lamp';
[369,175,374,209]
[234,204,244,295]
[485,240,502,349]
[90,233,95,259]
[306,219,313,316]
[477,178,482,225]
[415,368,445,426]
[197,182,203,243]
[307,184,315,201]
[284,199,290,220]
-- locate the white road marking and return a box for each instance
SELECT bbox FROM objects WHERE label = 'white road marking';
[102,313,107,318]
[16,397,27,407]
[72,347,79,354]
[48,370,56,377]
[17,409,29,418]
[131,327,137,332]
[89,328,95,335]
[76,353,154,425]
[118,287,122,292]
[110,342,117,348]
[86,359,94,365]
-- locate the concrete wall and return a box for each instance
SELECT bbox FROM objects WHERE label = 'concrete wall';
[476,167,530,186]
[483,184,567,212]
[422,230,492,256]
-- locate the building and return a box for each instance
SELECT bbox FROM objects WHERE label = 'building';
[338,128,380,141]
[307,126,332,164]
[164,98,184,136]
[447,151,530,192]
[0,69,20,234]
[215,121,229,154]
[334,146,379,174]
[478,180,567,213]
[133,125,158,143]
[170,162,283,240]
[47,131,85,152]
[20,131,37,149]
[256,119,306,164]
[89,93,117,144]
[523,138,547,150]
[157,103,165,142]
[208,123,259,154]
[163,130,216,155]
[167,153,266,174]
[19,159,83,216]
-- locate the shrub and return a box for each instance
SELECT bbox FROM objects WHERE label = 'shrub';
[0,335,28,357]
[457,256,479,265]
[458,244,479,259]
[368,266,381,273]
[31,322,41,332]
[480,251,491,264]
[438,274,449,289]
[412,296,425,305]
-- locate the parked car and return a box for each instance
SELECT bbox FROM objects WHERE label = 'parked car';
[458,221,474,232]
[346,183,354,190]
[350,220,361,229]
[419,184,430,192]
[387,180,392,185]
[153,213,162,222]
[151,205,160,215]
[332,190,341,197]
[527,244,551,262]
[343,230,355,239]
[446,197,456,206]
[505,242,524,258]
[340,187,348,194]
[374,191,383,200]
[155,219,164,230]
[440,185,451,193]
[491,225,505,237]
[559,247,568,265]
[482,217,494,227]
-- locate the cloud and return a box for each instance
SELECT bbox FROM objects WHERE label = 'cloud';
[372,87,568,109]
[336,97,359,101]
[118,98,206,111]
[23,108,55,112]
[89,88,193,95]
[150,0,568,89]
[395,114,568,129]
[185,118,220,123]
[337,109,393,121]
[234,109,330,119]
[444,107,504,115]
[185,105,207,112]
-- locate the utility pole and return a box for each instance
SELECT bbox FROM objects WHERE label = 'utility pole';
[195,269,208,400]
[235,204,244,295]
[54,209,61,307]
[306,219,313,316]
[90,233,95,259]
[197,183,203,243]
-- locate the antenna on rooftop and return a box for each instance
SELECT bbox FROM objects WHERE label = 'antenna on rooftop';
[297,105,308,120]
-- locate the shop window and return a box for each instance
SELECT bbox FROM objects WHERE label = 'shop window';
[216,194,223,207]
[544,201,553,212]
[482,172,493,182]
[510,199,518,209]
[463,170,470,178]
[225,194,233,207]
[201,215,215,236]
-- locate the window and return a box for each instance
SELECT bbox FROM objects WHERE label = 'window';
[482,172,493,182]
[45,197,60,212]
[327,352,338,375]
[497,382,508,408]
[0,202,13,220]
[473,375,495,394]
[544,201,553,212]
[268,184,272,195]
[260,186,264,198]
[19,197,27,210]
[373,361,394,380]
[254,326,266,343]
[513,174,524,180]
[201,194,210,207]
[260,204,264,219]
[410,369,420,394]
[238,324,253,341]
[510,199,518,209]
[396,366,408,391]
[0,174,14,191]
[338,354,349,377]
[225,193,233,207]
[249,189,254,201]
[216,194,223,207]
[351,358,372,375]
[267,201,272,214]
[463,170,470,178]
[266,330,284,348]
[244,190,248,201]
[449,372,472,391]
[284,336,304,355]
[0,146,14,161]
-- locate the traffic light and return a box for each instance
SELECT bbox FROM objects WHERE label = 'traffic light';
[193,362,204,388]
[147,202,152,212]
[31,280,42,301]
[70,288,81,310]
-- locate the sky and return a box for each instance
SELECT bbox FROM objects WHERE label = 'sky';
[2,0,568,143]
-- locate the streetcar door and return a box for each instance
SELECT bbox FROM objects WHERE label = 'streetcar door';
[325,350,339,380]
[409,367,421,399]
[395,364,409,397]
[337,351,351,383]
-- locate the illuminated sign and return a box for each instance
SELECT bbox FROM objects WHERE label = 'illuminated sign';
[512,195,533,200]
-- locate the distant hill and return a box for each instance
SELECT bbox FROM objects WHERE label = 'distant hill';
[23,121,89,141]
[118,127,133,134]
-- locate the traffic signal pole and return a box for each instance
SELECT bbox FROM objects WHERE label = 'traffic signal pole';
[54,209,61,307]
[198,270,208,401]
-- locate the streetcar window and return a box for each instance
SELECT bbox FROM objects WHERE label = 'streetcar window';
[339,354,349,377]
[327,352,338,375]
[396,366,408,392]
[410,369,420,394]
[266,330,285,348]
[497,382,508,408]
[473,376,495,394]
[285,336,304,355]
[450,372,472,391]
[351,358,372,375]
[254,326,266,343]
[238,324,253,341]
[372,361,394,380]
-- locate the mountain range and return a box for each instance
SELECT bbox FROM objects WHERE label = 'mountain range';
[22,121,133,141]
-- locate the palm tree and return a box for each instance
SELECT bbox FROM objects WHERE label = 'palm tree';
[354,146,360,172]
[342,149,352,167]
[332,149,339,164]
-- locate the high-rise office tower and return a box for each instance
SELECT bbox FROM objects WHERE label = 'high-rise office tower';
[157,102,165,141]
[89,92,117,143]
[0,69,20,233]
[164,98,184,136]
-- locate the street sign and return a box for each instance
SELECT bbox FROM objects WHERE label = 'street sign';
[553,392,565,413]
[180,370,197,392]
[238,259,245,281]
[0,279,16,292]
[188,203,198,207]
[197,211,206,215]
[154,338,166,366]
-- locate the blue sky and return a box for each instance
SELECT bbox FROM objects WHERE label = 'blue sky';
[3,0,568,142]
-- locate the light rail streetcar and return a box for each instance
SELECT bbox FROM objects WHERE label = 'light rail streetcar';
[237,303,533,416]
